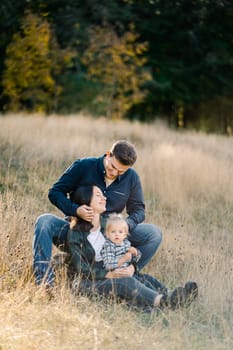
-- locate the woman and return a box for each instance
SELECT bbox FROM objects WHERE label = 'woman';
[66,185,198,311]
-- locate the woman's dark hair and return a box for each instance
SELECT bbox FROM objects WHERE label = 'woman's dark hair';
[70,185,93,206]
[70,185,94,232]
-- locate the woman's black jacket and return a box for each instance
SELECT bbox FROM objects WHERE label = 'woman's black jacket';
[66,228,108,281]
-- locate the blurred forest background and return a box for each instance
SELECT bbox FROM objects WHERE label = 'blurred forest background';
[0,0,233,134]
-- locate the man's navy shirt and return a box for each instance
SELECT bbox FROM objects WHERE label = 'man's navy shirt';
[48,155,145,231]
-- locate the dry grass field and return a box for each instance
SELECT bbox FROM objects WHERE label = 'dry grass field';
[0,114,232,350]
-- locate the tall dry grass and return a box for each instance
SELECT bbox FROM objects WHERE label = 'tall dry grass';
[0,113,232,350]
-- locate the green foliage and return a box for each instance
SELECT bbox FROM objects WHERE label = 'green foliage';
[130,0,233,126]
[57,72,104,115]
[0,0,232,133]
[81,23,152,118]
[185,95,233,135]
[2,10,74,113]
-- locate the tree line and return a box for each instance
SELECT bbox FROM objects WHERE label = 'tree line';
[0,0,233,134]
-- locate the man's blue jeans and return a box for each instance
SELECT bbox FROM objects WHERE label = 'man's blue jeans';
[33,213,162,285]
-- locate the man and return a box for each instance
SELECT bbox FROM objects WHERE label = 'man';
[33,140,162,286]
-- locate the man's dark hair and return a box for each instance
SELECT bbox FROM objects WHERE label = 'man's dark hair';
[110,140,137,166]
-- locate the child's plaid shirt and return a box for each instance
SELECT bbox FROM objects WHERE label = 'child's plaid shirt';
[101,238,141,270]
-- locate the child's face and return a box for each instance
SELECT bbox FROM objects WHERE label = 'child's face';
[106,222,128,245]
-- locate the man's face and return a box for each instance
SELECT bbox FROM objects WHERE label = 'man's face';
[104,155,130,180]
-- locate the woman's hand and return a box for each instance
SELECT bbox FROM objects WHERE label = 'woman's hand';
[105,265,135,279]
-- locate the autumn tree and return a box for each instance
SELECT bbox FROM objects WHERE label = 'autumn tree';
[81,23,151,118]
[2,10,74,113]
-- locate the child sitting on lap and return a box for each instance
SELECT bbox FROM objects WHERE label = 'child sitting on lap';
[101,213,141,271]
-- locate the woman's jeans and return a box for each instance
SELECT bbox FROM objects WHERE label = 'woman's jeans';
[75,272,168,309]
[33,213,162,286]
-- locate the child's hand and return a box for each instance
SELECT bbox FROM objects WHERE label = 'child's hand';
[124,252,133,260]
[128,247,138,256]
[118,252,132,266]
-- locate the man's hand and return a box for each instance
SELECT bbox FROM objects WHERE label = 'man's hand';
[76,205,94,222]
[105,265,135,279]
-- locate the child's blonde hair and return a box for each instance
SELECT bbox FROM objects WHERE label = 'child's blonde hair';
[105,213,129,238]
